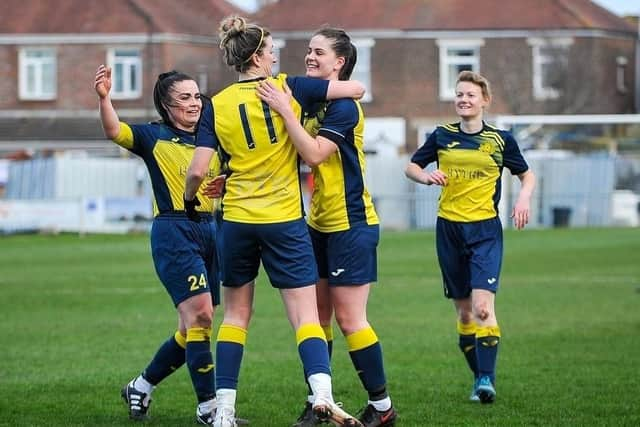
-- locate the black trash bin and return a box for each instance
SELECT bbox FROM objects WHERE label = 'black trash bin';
[552,207,571,227]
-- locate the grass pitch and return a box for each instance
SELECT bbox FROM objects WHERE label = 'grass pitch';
[1,227,638,426]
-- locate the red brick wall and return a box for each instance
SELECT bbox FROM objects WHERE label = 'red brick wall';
[278,34,636,150]
[1,32,634,149]
[0,41,235,111]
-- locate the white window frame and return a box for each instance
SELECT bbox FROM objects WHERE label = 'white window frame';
[616,56,628,93]
[272,39,286,76]
[18,47,57,100]
[352,38,375,103]
[107,48,142,100]
[436,39,484,101]
[528,37,573,101]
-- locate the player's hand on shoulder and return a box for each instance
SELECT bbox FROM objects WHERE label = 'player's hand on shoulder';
[257,80,292,116]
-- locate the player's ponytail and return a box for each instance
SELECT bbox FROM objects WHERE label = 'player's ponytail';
[340,42,358,81]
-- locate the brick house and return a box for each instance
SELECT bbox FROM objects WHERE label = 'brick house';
[0,0,240,153]
[0,0,637,154]
[254,0,639,151]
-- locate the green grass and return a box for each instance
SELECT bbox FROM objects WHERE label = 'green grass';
[1,228,639,426]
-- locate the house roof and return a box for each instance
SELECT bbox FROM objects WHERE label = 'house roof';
[254,0,636,34]
[0,0,240,36]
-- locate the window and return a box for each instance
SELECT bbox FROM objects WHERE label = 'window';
[272,39,286,76]
[108,48,142,99]
[616,56,628,93]
[352,38,375,103]
[528,38,573,100]
[436,39,484,100]
[19,48,56,100]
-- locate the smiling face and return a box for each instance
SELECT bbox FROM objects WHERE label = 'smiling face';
[305,34,344,80]
[165,80,202,132]
[454,81,489,120]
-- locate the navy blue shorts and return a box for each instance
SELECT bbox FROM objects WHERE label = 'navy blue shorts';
[436,216,503,299]
[220,218,318,289]
[150,214,220,307]
[309,224,379,286]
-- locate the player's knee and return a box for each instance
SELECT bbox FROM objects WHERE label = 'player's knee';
[458,310,474,324]
[472,300,492,319]
[222,306,252,329]
[334,313,368,336]
[192,309,213,328]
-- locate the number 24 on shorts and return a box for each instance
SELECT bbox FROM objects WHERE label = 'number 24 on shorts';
[188,274,207,291]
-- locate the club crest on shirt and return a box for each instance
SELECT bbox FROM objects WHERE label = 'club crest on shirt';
[478,141,496,154]
[303,102,327,137]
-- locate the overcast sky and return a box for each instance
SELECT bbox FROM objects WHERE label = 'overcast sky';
[591,0,640,16]
[228,0,640,16]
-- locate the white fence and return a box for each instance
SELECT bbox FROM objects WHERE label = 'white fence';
[2,112,640,233]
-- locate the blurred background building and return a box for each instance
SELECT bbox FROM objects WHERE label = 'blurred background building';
[1,0,639,232]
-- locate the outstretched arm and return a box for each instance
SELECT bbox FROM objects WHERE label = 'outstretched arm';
[511,169,536,229]
[257,80,337,166]
[94,65,120,140]
[325,79,365,100]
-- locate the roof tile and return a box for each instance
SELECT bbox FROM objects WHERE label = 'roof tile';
[0,0,240,36]
[254,0,636,33]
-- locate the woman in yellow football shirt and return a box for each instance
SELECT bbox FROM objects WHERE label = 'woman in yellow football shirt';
[95,66,222,425]
[405,71,535,404]
[257,27,396,427]
[185,15,365,427]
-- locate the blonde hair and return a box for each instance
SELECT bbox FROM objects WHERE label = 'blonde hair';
[218,15,270,73]
[456,70,492,102]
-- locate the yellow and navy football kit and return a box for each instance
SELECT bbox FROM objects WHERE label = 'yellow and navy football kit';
[197,73,328,224]
[196,73,331,289]
[115,121,221,405]
[114,122,221,306]
[306,99,378,232]
[303,99,389,405]
[303,98,379,286]
[197,75,336,392]
[411,121,529,298]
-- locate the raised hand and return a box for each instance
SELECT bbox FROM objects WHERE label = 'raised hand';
[94,64,112,99]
